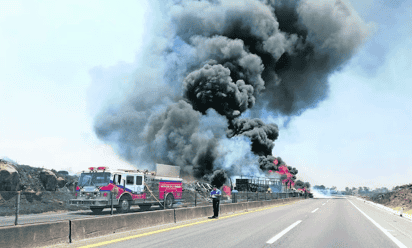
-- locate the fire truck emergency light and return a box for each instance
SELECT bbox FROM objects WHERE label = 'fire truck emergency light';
[97,167,107,171]
[88,167,95,171]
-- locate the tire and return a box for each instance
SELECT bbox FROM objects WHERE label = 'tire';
[116,196,131,213]
[139,204,151,211]
[163,193,174,209]
[90,207,104,214]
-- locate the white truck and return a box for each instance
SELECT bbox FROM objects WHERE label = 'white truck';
[70,164,183,213]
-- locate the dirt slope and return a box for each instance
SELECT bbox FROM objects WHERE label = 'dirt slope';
[359,183,412,212]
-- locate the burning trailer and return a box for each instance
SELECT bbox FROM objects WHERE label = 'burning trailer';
[235,176,284,193]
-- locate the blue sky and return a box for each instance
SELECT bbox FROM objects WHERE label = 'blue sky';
[1,0,411,190]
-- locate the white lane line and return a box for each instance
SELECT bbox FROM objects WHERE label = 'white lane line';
[311,208,319,213]
[266,220,302,244]
[322,203,325,205]
[348,199,407,248]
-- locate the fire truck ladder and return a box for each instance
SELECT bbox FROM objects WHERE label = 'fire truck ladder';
[143,182,164,208]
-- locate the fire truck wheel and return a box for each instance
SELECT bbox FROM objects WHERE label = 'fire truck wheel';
[163,193,174,209]
[90,207,104,214]
[116,196,131,213]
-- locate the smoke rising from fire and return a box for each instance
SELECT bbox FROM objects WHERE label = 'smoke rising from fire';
[93,0,372,185]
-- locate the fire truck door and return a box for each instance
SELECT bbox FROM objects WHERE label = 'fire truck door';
[126,175,135,193]
[135,175,144,193]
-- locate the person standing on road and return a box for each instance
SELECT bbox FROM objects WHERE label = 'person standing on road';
[210,185,222,219]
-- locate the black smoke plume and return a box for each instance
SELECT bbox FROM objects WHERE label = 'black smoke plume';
[227,118,279,156]
[210,169,228,188]
[172,0,372,116]
[93,0,372,183]
[258,155,278,171]
[294,180,305,189]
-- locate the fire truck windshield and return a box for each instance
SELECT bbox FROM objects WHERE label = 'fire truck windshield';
[78,172,111,187]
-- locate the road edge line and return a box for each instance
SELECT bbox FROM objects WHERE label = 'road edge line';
[347,199,407,248]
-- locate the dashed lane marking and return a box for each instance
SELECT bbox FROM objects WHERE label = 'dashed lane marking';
[311,208,319,213]
[266,220,302,244]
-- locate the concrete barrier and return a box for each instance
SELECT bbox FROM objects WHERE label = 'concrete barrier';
[70,209,174,242]
[230,202,245,212]
[220,204,234,215]
[175,205,214,223]
[247,201,264,209]
[236,202,247,211]
[174,207,190,222]
[192,205,213,218]
[0,221,69,248]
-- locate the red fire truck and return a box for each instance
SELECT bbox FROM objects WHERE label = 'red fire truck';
[69,164,183,213]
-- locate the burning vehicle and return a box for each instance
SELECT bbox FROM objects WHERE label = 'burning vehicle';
[235,177,283,193]
[70,164,183,213]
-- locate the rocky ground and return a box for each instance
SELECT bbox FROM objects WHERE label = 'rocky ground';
[358,183,412,213]
[0,159,88,216]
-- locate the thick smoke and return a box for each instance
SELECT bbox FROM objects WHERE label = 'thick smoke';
[183,63,255,119]
[172,0,372,115]
[209,169,228,188]
[227,118,279,156]
[294,180,304,189]
[93,0,372,185]
[259,155,278,171]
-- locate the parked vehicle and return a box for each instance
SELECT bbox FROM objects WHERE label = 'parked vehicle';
[69,164,183,213]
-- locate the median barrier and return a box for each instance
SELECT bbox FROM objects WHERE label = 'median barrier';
[174,207,189,222]
[261,201,268,207]
[247,201,264,209]
[230,202,244,212]
[246,201,256,209]
[220,204,234,215]
[0,220,69,248]
[70,209,174,242]
[192,205,213,218]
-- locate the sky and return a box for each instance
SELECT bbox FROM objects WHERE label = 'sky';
[1,0,411,191]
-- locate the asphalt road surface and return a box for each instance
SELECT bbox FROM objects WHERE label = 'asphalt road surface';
[65,196,412,248]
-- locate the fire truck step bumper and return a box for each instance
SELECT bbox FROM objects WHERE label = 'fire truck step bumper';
[69,200,109,206]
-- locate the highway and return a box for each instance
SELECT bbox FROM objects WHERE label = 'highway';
[58,196,412,248]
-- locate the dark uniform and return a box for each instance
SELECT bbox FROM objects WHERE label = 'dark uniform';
[210,187,222,218]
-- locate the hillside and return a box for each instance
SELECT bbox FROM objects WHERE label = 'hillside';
[0,159,87,216]
[359,183,412,213]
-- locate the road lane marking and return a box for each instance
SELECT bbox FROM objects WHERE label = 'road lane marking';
[348,199,407,248]
[322,203,325,205]
[311,208,319,213]
[266,220,302,244]
[78,200,302,248]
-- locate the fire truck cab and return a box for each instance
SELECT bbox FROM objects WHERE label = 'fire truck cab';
[70,164,183,214]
